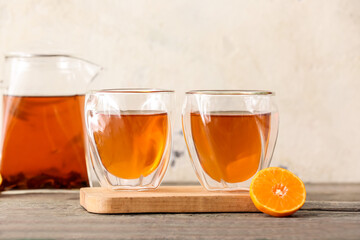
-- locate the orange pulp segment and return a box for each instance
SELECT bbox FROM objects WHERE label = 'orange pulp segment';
[250,167,306,217]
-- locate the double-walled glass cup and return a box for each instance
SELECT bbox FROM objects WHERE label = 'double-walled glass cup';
[182,90,279,191]
[85,89,174,190]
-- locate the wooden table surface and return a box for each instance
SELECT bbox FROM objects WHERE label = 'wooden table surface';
[1,183,359,239]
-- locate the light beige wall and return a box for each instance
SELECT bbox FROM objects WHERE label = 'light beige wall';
[0,0,359,183]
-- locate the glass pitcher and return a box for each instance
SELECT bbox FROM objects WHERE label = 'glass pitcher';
[0,54,101,190]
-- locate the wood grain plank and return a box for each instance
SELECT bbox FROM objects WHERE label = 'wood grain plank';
[80,186,258,213]
[303,201,360,212]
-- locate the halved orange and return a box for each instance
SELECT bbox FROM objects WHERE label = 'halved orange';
[250,167,306,217]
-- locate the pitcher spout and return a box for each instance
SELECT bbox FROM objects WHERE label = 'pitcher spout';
[72,56,102,86]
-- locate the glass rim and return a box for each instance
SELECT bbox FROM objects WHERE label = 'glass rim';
[185,90,275,96]
[88,88,175,94]
[5,53,73,58]
[5,53,101,68]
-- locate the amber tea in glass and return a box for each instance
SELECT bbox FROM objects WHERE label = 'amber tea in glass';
[191,111,272,183]
[93,111,168,179]
[182,90,279,191]
[86,89,174,190]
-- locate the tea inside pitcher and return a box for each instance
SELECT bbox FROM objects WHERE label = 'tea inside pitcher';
[0,94,89,190]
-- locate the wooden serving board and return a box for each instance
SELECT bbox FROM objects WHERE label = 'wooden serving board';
[80,186,258,214]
